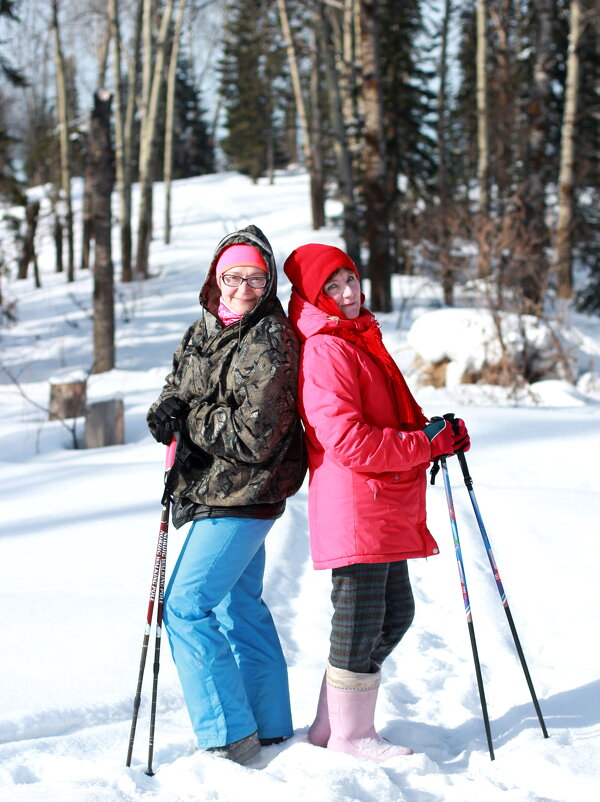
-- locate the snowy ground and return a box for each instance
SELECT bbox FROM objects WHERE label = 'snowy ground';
[1,170,599,801]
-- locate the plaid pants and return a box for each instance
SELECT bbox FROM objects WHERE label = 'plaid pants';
[329,561,415,673]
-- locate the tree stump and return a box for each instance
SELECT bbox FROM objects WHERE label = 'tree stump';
[84,399,125,448]
[49,378,87,420]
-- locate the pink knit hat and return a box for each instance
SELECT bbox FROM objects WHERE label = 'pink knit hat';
[215,244,267,277]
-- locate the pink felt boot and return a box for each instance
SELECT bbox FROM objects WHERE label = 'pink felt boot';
[325,664,413,762]
[308,674,330,747]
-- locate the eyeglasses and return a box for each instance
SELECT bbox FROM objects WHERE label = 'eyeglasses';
[221,274,268,289]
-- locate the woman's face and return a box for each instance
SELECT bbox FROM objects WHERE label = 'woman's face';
[217,265,267,314]
[323,267,361,319]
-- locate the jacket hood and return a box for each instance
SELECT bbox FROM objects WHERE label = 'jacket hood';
[284,243,359,306]
[288,287,373,343]
[199,224,278,320]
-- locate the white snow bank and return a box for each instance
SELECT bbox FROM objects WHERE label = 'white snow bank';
[406,307,599,390]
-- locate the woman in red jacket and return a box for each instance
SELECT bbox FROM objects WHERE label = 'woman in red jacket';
[284,243,469,762]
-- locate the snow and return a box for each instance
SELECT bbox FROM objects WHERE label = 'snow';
[1,169,600,802]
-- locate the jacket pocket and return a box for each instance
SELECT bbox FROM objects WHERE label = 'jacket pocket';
[364,468,418,500]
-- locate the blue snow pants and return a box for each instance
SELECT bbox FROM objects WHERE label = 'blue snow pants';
[163,517,293,749]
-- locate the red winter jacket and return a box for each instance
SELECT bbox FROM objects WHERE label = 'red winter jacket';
[288,290,440,569]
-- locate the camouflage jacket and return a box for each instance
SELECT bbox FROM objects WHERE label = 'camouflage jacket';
[148,225,306,527]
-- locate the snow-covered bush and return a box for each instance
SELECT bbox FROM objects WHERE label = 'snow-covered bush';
[407,308,576,387]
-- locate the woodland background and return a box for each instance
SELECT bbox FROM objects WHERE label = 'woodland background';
[0,0,599,388]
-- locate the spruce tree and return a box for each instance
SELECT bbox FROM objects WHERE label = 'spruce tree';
[220,0,287,181]
[155,51,214,179]
[172,60,214,178]
[379,0,437,273]
[0,0,26,203]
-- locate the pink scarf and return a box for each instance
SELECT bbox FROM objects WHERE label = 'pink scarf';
[217,299,243,326]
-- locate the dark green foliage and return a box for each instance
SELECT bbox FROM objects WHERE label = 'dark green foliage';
[172,56,215,178]
[378,0,437,276]
[219,0,289,180]
[380,0,437,196]
[0,110,25,204]
[0,0,26,87]
[154,51,215,179]
[20,100,60,188]
[0,0,26,201]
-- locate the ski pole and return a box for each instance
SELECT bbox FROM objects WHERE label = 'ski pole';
[454,447,549,740]
[145,500,168,777]
[439,456,495,760]
[126,435,178,771]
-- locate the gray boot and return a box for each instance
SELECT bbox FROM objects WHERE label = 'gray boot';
[205,731,261,764]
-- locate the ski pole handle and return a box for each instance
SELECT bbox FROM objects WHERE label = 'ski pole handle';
[165,433,179,470]
[456,450,474,490]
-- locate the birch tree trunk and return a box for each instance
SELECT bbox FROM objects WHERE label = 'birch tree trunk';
[359,0,391,311]
[342,0,360,162]
[96,14,111,88]
[438,0,453,305]
[139,0,153,153]
[555,0,582,299]
[81,14,112,274]
[120,0,144,281]
[135,0,176,277]
[90,90,116,374]
[476,0,490,277]
[51,0,75,283]
[276,0,324,229]
[309,21,326,227]
[108,0,132,282]
[164,0,187,245]
[318,1,362,269]
[81,143,93,270]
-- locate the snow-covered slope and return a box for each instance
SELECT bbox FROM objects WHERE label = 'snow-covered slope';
[1,170,599,801]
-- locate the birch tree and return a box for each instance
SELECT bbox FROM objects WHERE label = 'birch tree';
[317,0,361,268]
[107,0,136,282]
[164,0,187,244]
[555,0,582,299]
[437,0,454,305]
[51,0,75,282]
[276,0,324,229]
[476,0,490,277]
[135,0,177,277]
[359,0,391,311]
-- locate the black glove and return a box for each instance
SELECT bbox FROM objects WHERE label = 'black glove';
[151,395,190,445]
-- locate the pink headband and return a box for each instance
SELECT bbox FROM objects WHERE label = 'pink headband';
[215,244,267,276]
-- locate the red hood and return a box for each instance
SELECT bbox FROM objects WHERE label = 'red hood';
[288,288,373,343]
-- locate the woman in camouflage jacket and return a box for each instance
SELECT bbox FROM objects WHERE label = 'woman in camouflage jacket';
[147,225,305,765]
